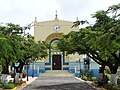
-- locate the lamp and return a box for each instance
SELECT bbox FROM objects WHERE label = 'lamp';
[32,60,35,78]
[26,60,30,81]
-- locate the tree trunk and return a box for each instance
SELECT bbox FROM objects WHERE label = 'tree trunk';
[19,73,22,82]
[2,65,9,74]
[99,65,105,74]
[19,63,24,73]
[110,74,117,85]
[15,73,20,84]
[110,66,118,85]
[19,64,24,82]
[98,73,103,86]
[98,65,105,86]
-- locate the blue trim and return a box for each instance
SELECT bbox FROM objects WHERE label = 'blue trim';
[75,73,81,77]
[63,62,69,65]
[63,67,69,70]
[45,63,51,65]
[68,68,99,77]
[68,69,75,73]
[45,68,51,70]
[91,69,99,77]
[39,69,45,73]
[16,70,39,77]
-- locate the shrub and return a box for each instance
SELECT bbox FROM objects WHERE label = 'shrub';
[92,77,97,81]
[8,80,13,84]
[84,71,93,81]
[112,85,120,90]
[80,69,84,75]
[0,84,3,88]
[117,78,120,85]
[4,83,15,89]
[105,67,111,74]
[82,76,87,81]
[105,84,115,90]
[0,78,1,84]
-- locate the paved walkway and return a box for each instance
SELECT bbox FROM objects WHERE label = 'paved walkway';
[17,77,38,90]
[21,76,97,90]
[20,70,97,90]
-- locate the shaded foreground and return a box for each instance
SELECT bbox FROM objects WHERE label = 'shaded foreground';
[21,76,96,90]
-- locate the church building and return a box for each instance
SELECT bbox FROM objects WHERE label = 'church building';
[33,13,99,75]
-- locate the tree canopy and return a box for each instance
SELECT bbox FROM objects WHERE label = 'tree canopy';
[0,23,48,74]
[57,3,120,84]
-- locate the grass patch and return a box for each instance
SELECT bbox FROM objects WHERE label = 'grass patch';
[4,84,15,89]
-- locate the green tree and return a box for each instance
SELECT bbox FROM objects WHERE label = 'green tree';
[0,23,23,74]
[12,35,48,74]
[91,4,120,84]
[57,3,120,84]
[0,23,48,75]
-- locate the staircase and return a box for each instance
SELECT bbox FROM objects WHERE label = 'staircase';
[40,70,74,77]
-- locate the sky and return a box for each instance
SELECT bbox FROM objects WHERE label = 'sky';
[0,0,120,35]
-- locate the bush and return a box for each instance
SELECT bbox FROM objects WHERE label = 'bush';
[92,77,97,81]
[106,84,113,90]
[82,76,87,81]
[105,67,111,74]
[80,69,84,76]
[117,78,120,85]
[105,84,120,90]
[85,71,92,77]
[112,84,120,90]
[0,84,3,88]
[0,78,1,84]
[8,80,13,84]
[4,84,15,89]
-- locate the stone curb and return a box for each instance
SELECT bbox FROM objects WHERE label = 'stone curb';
[75,77,102,90]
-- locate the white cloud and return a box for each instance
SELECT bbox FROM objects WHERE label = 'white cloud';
[0,0,119,35]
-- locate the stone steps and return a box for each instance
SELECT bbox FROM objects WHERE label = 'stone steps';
[40,70,74,77]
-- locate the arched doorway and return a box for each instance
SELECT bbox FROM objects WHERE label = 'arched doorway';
[50,39,62,70]
[45,33,64,70]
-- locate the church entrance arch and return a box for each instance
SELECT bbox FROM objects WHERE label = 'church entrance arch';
[46,33,63,70]
[50,38,63,70]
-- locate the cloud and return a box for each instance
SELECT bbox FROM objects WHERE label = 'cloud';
[0,0,119,35]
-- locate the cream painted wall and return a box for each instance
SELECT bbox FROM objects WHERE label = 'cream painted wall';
[34,17,79,42]
[34,16,79,62]
[67,53,84,62]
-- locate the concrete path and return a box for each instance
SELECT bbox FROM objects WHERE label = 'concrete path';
[21,70,97,90]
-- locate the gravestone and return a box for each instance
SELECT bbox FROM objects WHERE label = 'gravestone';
[15,73,20,84]
[1,74,8,85]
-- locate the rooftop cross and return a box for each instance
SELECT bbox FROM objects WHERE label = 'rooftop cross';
[55,10,58,20]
